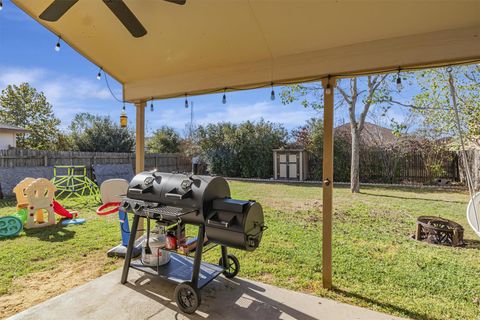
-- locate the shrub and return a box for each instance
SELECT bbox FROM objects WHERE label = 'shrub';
[196,120,288,178]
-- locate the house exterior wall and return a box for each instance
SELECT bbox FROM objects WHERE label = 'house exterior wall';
[0,132,16,150]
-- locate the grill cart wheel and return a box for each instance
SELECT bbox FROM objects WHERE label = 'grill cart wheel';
[174,282,201,314]
[219,254,240,279]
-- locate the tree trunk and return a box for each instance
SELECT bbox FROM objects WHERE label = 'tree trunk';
[351,129,360,193]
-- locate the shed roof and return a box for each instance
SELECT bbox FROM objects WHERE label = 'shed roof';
[11,0,480,102]
[0,123,30,133]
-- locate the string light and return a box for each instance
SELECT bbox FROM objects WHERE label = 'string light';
[270,83,275,101]
[96,67,102,80]
[325,75,332,95]
[396,68,403,92]
[94,57,475,113]
[222,88,227,104]
[54,36,61,52]
[150,99,154,112]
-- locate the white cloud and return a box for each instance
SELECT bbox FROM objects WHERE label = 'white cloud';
[0,67,45,86]
[149,101,317,133]
[197,101,314,126]
[0,66,118,128]
[0,66,314,132]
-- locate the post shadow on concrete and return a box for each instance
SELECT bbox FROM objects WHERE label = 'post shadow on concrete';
[125,274,319,320]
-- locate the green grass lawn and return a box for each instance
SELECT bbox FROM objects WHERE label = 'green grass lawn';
[1,182,479,320]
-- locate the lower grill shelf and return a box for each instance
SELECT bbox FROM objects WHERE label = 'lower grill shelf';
[129,252,224,289]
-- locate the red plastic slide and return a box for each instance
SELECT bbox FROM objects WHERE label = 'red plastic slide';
[52,200,77,219]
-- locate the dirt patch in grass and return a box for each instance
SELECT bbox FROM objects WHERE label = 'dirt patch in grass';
[0,251,121,319]
[263,198,323,212]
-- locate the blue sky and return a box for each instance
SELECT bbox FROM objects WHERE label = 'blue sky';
[0,0,413,137]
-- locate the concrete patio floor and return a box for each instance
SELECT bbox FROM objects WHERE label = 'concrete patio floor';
[9,269,404,320]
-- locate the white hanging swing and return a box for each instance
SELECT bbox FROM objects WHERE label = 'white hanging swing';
[467,194,480,238]
[447,68,480,238]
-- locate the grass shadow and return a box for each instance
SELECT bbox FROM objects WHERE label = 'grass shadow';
[333,287,430,320]
[464,238,480,249]
[24,224,76,242]
[230,179,465,194]
[359,191,466,204]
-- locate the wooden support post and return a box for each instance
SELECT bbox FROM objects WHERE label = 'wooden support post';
[135,101,146,239]
[135,102,146,174]
[321,77,336,290]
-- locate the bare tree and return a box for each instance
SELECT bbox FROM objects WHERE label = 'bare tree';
[336,75,389,192]
[282,74,396,192]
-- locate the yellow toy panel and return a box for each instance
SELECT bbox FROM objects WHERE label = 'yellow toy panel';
[13,178,57,229]
[25,178,57,209]
[13,177,36,208]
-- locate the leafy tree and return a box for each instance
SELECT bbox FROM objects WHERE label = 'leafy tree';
[147,126,182,153]
[282,75,394,192]
[196,120,288,178]
[0,83,60,150]
[52,131,74,151]
[69,113,135,152]
[412,65,480,146]
[292,118,351,181]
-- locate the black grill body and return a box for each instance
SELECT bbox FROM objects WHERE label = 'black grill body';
[126,172,231,225]
[123,171,265,250]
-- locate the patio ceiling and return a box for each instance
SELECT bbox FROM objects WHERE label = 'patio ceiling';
[11,0,480,102]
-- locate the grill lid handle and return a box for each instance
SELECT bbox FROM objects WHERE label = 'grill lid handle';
[207,212,235,228]
[165,188,192,200]
[128,185,153,194]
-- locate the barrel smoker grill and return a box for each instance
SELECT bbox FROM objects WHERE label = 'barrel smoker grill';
[120,171,266,314]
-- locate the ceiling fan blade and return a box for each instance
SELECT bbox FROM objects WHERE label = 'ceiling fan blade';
[103,0,147,38]
[39,0,79,22]
[164,0,186,5]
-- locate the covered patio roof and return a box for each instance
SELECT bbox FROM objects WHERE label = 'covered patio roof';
[11,0,480,291]
[11,0,480,102]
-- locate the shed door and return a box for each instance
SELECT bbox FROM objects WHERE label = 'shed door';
[288,154,298,179]
[279,154,288,178]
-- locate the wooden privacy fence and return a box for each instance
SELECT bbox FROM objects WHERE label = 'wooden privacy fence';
[308,149,460,184]
[0,149,192,178]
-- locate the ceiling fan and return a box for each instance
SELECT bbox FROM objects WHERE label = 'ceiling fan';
[39,0,186,38]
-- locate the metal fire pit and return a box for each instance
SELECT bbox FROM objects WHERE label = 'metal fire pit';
[415,216,464,247]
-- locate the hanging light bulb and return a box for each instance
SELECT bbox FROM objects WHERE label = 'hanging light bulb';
[325,84,332,95]
[396,69,403,92]
[0,1,3,11]
[325,75,332,95]
[222,88,227,104]
[270,83,275,101]
[150,100,154,112]
[54,36,61,52]
[96,67,102,80]
[120,104,128,128]
[184,94,189,108]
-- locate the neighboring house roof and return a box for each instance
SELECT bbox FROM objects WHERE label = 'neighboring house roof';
[0,123,31,133]
[335,122,398,146]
